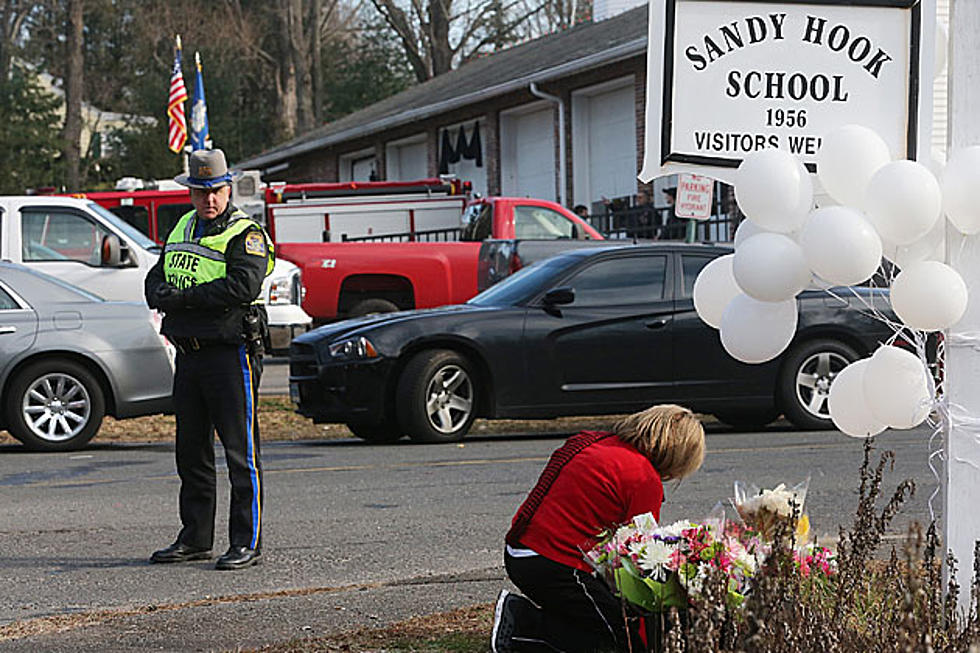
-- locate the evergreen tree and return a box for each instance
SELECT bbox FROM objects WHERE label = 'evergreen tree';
[0,64,62,193]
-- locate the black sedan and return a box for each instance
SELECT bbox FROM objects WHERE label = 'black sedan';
[288,244,893,443]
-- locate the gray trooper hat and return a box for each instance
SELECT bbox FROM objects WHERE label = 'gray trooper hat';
[174,149,233,189]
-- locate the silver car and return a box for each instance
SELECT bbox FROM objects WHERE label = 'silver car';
[0,262,173,451]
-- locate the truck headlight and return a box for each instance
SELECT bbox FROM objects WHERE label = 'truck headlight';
[267,276,292,305]
[328,336,379,360]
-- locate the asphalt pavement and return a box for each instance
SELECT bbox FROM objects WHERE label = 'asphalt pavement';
[0,425,939,651]
[258,356,289,395]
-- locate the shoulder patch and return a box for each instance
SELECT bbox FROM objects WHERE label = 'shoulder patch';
[244,230,267,256]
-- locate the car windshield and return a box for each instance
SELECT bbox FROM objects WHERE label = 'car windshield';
[468,257,571,307]
[86,201,161,252]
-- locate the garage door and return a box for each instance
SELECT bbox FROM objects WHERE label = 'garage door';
[387,140,428,180]
[501,107,556,201]
[573,82,636,209]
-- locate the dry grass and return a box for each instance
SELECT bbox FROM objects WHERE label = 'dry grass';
[0,395,625,446]
[250,604,494,653]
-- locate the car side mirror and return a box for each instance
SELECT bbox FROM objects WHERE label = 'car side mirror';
[100,234,123,267]
[542,287,574,306]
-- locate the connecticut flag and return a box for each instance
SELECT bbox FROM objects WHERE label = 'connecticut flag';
[190,51,209,151]
[167,36,188,153]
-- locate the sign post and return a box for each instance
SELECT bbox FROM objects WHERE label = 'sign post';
[945,0,980,616]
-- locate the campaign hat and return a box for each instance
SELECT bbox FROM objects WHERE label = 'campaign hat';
[174,149,233,189]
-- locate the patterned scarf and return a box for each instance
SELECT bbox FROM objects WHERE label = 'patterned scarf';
[505,430,615,546]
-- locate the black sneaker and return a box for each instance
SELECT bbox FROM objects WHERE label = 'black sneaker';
[491,589,517,653]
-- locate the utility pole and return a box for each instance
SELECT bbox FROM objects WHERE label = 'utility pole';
[945,0,980,616]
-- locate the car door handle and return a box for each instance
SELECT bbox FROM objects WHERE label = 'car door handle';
[0,326,16,334]
[645,318,668,329]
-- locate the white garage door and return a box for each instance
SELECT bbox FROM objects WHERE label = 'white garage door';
[573,81,637,209]
[387,140,428,180]
[501,107,556,201]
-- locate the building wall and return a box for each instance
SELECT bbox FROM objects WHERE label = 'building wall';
[266,56,647,213]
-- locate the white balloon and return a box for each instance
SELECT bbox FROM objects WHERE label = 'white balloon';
[881,217,946,269]
[693,254,741,329]
[720,294,798,364]
[862,345,932,429]
[733,233,810,302]
[942,146,980,235]
[733,219,766,249]
[828,360,887,438]
[865,160,942,246]
[735,149,811,233]
[891,261,968,331]
[816,125,892,207]
[798,207,883,286]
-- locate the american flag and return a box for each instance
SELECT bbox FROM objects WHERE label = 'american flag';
[167,38,188,153]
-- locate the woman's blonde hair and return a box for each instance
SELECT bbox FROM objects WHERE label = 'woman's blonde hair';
[613,404,705,480]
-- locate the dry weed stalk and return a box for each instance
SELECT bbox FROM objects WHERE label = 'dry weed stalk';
[636,439,980,652]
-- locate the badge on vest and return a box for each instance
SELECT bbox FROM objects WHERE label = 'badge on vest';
[244,231,267,256]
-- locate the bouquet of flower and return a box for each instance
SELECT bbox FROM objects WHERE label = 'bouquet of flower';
[794,542,837,579]
[585,513,769,612]
[732,479,810,542]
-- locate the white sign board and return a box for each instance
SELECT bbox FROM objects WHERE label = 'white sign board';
[675,173,713,219]
[640,0,936,184]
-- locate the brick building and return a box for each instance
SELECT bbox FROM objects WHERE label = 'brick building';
[236,4,661,217]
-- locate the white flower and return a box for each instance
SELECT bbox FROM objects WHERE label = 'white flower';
[660,520,695,538]
[637,540,676,579]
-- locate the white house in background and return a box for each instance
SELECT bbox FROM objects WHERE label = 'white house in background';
[237,0,950,229]
[37,71,155,160]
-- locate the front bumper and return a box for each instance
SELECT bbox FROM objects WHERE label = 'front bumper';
[267,304,313,353]
[289,345,395,424]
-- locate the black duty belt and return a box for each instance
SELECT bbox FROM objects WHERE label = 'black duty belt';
[172,337,234,353]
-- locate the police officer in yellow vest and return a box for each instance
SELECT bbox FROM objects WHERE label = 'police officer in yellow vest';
[144,149,273,571]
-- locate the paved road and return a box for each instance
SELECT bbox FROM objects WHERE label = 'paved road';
[258,356,289,395]
[0,425,938,651]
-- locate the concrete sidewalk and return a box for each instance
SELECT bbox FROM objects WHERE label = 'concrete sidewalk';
[0,569,505,652]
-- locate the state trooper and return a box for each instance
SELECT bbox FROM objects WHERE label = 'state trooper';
[145,149,274,570]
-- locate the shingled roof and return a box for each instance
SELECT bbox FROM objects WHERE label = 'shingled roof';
[237,5,648,169]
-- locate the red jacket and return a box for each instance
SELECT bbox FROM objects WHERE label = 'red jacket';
[515,436,663,572]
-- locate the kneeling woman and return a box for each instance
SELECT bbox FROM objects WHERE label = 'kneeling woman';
[493,404,706,653]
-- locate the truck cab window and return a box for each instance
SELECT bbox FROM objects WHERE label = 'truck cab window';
[21,209,109,265]
[109,206,151,238]
[461,202,493,241]
[156,203,193,242]
[514,205,575,240]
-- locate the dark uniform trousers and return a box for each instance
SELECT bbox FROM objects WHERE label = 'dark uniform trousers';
[173,343,263,551]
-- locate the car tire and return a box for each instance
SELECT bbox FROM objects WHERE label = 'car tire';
[4,359,105,452]
[714,408,779,431]
[346,418,404,443]
[396,349,477,443]
[349,299,399,317]
[778,339,859,431]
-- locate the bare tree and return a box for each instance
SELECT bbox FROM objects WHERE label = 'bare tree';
[222,0,357,140]
[369,0,547,82]
[61,0,82,190]
[0,0,32,80]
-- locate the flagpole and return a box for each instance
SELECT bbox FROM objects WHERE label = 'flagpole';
[177,35,189,174]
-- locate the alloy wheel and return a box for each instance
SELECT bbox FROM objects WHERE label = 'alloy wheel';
[424,364,474,434]
[21,372,92,443]
[795,351,849,419]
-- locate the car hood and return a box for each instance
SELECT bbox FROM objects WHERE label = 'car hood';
[295,304,499,344]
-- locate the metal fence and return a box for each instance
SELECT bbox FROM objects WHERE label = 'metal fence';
[341,227,463,243]
[581,180,741,243]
